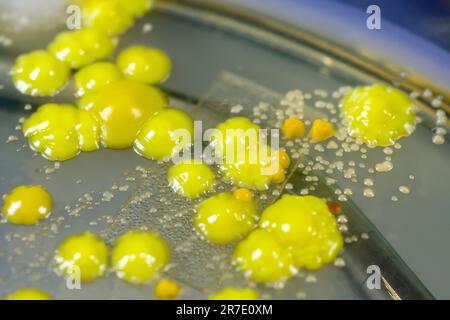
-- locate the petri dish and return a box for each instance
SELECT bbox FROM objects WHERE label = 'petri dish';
[0,0,447,299]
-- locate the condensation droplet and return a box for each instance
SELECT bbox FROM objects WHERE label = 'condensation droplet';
[363,188,375,198]
[399,186,410,194]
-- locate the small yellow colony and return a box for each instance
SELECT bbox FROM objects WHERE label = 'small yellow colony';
[154,279,181,300]
[233,229,296,283]
[4,288,53,300]
[22,103,100,161]
[1,185,52,225]
[310,119,335,142]
[54,231,109,282]
[260,195,343,270]
[210,287,260,300]
[212,117,290,190]
[11,50,70,97]
[341,83,416,147]
[48,28,116,69]
[134,108,194,160]
[74,62,123,97]
[89,80,167,149]
[281,116,305,139]
[117,46,172,85]
[168,160,216,198]
[193,190,259,244]
[112,230,170,285]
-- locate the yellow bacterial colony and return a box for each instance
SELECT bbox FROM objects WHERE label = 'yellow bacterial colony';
[117,46,172,84]
[193,190,259,244]
[260,195,343,270]
[134,108,194,160]
[233,229,296,283]
[11,50,70,97]
[2,185,52,225]
[341,83,416,147]
[54,231,109,282]
[6,0,412,301]
[111,230,170,285]
[210,287,260,300]
[4,288,53,300]
[74,62,123,97]
[167,160,216,198]
[48,28,116,69]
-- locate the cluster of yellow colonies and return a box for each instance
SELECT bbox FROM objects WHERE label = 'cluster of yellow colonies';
[4,230,173,300]
[188,185,343,284]
[54,230,170,285]
[12,0,184,162]
[231,195,343,283]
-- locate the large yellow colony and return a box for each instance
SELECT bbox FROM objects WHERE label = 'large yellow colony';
[233,195,343,283]
[341,83,416,147]
[52,230,171,286]
[260,195,343,270]
[193,190,259,244]
[4,288,53,300]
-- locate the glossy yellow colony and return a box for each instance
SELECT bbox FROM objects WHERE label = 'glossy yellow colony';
[22,103,100,161]
[48,28,116,69]
[167,160,216,198]
[260,195,343,270]
[88,80,167,149]
[4,288,53,300]
[233,229,296,283]
[210,287,260,300]
[11,50,70,97]
[81,0,135,36]
[113,0,154,17]
[210,117,261,159]
[1,185,52,225]
[117,46,172,84]
[134,108,194,160]
[310,119,335,142]
[112,230,170,285]
[341,83,416,147]
[281,116,305,139]
[193,191,259,244]
[54,231,109,282]
[74,62,123,97]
